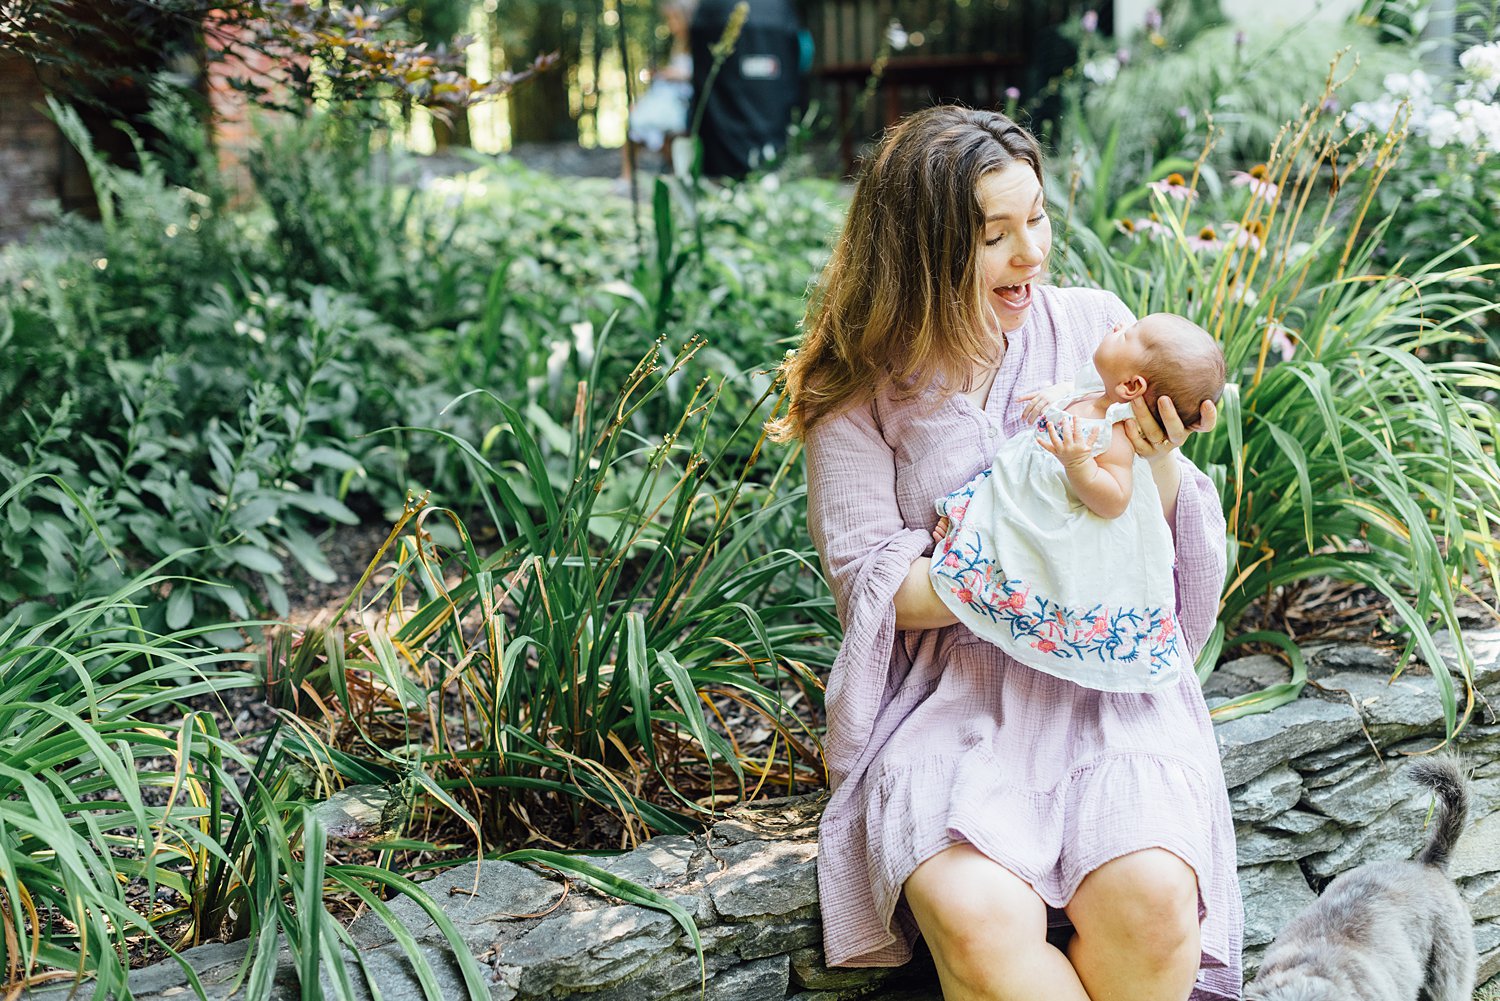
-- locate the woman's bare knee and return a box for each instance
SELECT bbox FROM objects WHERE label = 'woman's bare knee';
[907,846,1048,980]
[1069,849,1200,959]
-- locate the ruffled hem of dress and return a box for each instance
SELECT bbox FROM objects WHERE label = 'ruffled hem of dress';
[823,749,1241,998]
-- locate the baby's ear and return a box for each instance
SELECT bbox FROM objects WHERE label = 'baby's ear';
[1115,374,1148,400]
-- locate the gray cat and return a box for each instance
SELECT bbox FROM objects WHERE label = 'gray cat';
[1246,756,1476,1001]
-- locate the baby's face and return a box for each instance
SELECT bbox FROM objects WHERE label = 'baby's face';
[1093,320,1150,393]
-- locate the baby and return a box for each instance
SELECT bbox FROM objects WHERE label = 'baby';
[930,312,1226,692]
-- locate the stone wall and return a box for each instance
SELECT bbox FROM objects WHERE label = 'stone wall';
[31,631,1500,1001]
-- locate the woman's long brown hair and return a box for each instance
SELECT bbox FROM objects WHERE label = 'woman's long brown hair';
[766,105,1043,442]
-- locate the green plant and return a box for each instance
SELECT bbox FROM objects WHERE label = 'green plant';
[1056,72,1500,733]
[0,559,493,999]
[1055,12,1409,219]
[266,342,832,849]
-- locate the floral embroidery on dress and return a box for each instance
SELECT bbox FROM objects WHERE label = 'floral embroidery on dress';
[934,470,1181,677]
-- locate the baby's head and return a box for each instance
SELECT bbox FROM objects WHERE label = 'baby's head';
[1093,312,1225,430]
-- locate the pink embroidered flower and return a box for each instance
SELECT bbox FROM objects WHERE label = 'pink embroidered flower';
[1157,618,1176,641]
[1149,172,1196,202]
[1005,591,1027,611]
[943,551,961,567]
[956,587,974,603]
[1085,615,1108,639]
[1033,639,1058,653]
[1231,163,1279,202]
[951,502,968,521]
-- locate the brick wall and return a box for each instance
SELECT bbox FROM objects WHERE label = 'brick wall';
[0,56,76,245]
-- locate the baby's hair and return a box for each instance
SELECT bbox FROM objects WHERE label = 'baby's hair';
[1137,314,1225,431]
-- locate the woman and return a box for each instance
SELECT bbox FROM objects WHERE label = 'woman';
[768,106,1243,1000]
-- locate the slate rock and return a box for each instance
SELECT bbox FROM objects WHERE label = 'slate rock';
[1216,699,1362,788]
[789,946,894,991]
[1303,793,1432,879]
[1449,810,1500,880]
[707,840,819,920]
[1203,655,1294,701]
[1479,944,1500,987]
[1309,671,1444,745]
[1308,643,1398,676]
[1235,811,1341,866]
[1427,629,1500,691]
[660,954,791,1001]
[1298,759,1401,826]
[1461,871,1500,921]
[708,794,826,846]
[1465,773,1500,816]
[1231,765,1303,824]
[704,918,821,961]
[572,947,745,1001]
[1290,740,1371,777]
[324,940,515,1001]
[592,834,699,889]
[502,902,683,995]
[1237,861,1317,948]
[349,859,565,951]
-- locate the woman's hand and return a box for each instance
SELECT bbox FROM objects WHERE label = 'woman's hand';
[1125,394,1216,524]
[1124,395,1217,465]
[1017,382,1074,425]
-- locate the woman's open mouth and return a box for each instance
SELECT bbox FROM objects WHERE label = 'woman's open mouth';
[995,282,1033,310]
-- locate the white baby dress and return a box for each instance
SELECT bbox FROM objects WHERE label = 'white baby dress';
[929,372,1183,692]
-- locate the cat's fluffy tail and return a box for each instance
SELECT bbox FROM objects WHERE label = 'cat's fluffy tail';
[1409,756,1469,869]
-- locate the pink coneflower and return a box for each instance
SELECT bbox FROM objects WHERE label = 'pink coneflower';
[1228,219,1267,250]
[1005,85,1021,101]
[1266,322,1297,361]
[1149,172,1196,201]
[1116,216,1166,239]
[1231,163,1279,201]
[1186,225,1225,253]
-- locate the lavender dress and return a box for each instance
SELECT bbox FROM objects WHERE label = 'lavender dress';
[805,284,1243,1000]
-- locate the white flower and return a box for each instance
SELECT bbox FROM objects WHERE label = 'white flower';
[1083,58,1119,85]
[1348,96,1402,134]
[1458,99,1500,152]
[1382,70,1434,100]
[1425,107,1462,148]
[886,20,909,50]
[1459,42,1500,84]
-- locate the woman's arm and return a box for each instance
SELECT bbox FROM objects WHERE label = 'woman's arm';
[894,558,958,629]
[804,400,939,782]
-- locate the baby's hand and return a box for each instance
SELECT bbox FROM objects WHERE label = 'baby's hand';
[932,516,951,543]
[1037,415,1100,469]
[1017,382,1073,425]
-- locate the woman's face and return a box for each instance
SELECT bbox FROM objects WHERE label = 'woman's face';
[975,161,1051,333]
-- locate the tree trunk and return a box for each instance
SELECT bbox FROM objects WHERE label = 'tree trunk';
[432,108,473,149]
[506,0,578,144]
